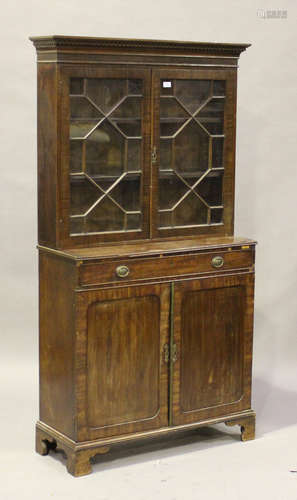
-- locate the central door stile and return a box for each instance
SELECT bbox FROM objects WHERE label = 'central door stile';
[149,68,154,239]
[151,69,161,239]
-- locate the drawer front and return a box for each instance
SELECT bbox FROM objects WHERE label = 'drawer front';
[79,249,253,287]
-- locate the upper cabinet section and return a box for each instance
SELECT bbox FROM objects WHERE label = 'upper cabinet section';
[30,36,250,249]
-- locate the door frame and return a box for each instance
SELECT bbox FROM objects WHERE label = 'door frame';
[75,282,170,441]
[151,68,237,239]
[170,272,255,426]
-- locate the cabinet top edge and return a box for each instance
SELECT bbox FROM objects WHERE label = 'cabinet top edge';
[29,35,251,57]
[38,236,257,262]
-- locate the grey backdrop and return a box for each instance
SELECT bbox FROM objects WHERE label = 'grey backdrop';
[1,1,296,498]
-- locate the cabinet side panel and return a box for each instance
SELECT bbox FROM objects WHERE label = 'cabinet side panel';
[39,252,75,438]
[37,64,58,247]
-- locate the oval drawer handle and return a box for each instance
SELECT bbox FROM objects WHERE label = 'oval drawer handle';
[211,256,224,268]
[116,265,130,278]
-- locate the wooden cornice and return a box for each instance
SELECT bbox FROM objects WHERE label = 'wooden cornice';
[29,35,251,57]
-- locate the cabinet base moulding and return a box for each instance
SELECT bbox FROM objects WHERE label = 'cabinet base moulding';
[36,410,256,477]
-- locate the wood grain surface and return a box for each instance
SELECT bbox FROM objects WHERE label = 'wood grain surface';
[171,272,255,426]
[75,283,170,440]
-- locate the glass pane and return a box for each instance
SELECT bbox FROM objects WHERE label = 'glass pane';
[195,171,223,206]
[70,141,83,173]
[161,80,174,96]
[160,98,188,137]
[70,216,85,234]
[70,96,102,119]
[127,140,141,172]
[128,79,143,95]
[211,207,223,223]
[213,80,225,96]
[109,177,140,211]
[86,78,127,114]
[126,212,141,230]
[160,139,172,171]
[159,176,188,210]
[85,197,125,233]
[174,121,209,176]
[196,98,225,135]
[70,96,103,139]
[93,179,114,192]
[110,97,142,137]
[212,137,224,169]
[69,76,144,235]
[159,211,172,227]
[173,192,208,226]
[70,121,98,139]
[175,80,211,114]
[85,121,125,178]
[70,176,100,215]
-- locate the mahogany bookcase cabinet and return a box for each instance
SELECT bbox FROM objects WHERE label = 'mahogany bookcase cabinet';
[30,36,256,476]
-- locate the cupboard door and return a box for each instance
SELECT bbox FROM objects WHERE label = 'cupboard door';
[152,69,236,239]
[59,67,151,247]
[76,284,170,440]
[171,273,254,426]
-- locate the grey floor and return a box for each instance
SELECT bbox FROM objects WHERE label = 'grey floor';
[1,363,297,500]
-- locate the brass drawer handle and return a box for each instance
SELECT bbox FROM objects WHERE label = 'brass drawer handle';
[116,265,130,278]
[211,256,224,268]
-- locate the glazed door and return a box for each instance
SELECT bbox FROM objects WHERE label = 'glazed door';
[76,283,170,440]
[152,68,236,239]
[171,273,254,426]
[59,66,151,247]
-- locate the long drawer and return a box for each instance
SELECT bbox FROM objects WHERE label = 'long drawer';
[78,248,253,287]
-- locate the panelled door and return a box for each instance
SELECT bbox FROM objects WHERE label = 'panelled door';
[76,283,170,440]
[59,66,151,247]
[170,273,255,426]
[151,68,237,239]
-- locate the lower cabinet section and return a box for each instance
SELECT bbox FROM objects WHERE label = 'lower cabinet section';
[37,250,256,476]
